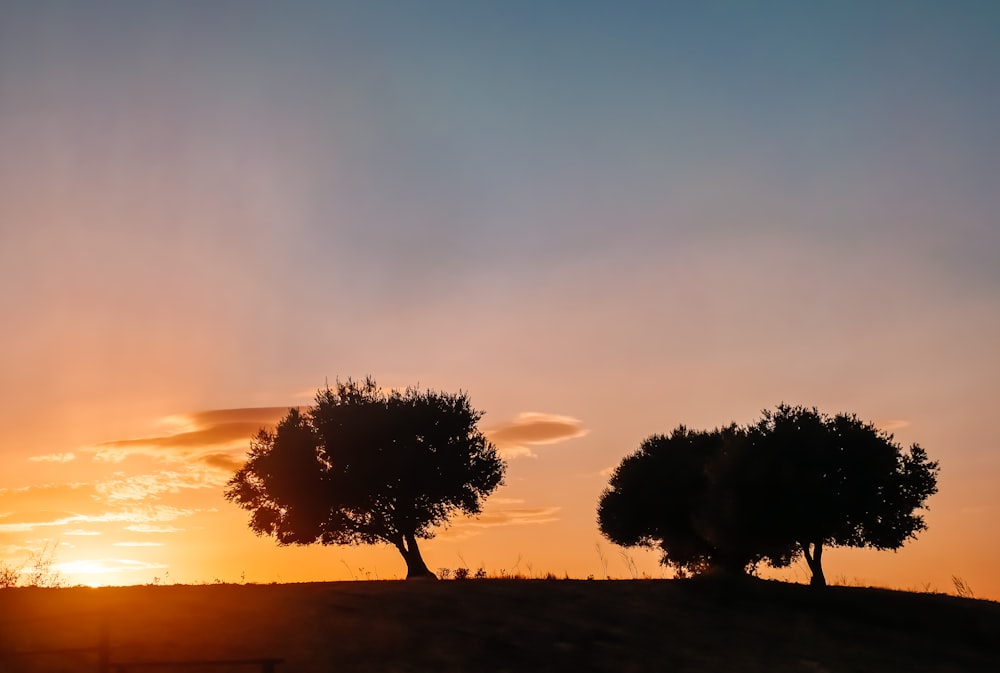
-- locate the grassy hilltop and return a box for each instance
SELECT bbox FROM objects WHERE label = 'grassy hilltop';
[1,578,998,673]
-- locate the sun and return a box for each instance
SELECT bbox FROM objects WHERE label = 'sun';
[53,560,141,587]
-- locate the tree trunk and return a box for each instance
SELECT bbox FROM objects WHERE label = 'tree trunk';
[801,541,826,587]
[395,533,437,580]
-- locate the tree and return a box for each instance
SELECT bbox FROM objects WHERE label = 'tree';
[225,378,505,579]
[597,425,781,577]
[598,405,939,587]
[748,405,940,587]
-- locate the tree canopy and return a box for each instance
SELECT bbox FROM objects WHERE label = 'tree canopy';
[225,378,505,579]
[597,405,939,586]
[747,405,940,585]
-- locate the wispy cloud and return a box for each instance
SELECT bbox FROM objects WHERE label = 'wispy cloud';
[959,505,992,515]
[81,409,267,502]
[113,541,165,547]
[29,452,76,463]
[464,506,561,528]
[89,407,291,464]
[94,464,234,502]
[438,499,561,539]
[201,453,245,471]
[877,419,911,432]
[64,529,102,536]
[0,543,32,557]
[123,524,183,534]
[486,413,588,459]
[0,506,198,533]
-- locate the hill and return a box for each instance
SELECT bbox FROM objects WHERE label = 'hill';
[1,578,998,672]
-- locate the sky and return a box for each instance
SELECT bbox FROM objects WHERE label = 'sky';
[1,1,999,596]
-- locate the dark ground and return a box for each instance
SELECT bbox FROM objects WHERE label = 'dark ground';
[1,578,998,672]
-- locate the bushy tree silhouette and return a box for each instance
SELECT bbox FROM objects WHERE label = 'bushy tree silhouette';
[747,404,939,586]
[597,425,786,577]
[225,378,505,579]
[598,405,939,586]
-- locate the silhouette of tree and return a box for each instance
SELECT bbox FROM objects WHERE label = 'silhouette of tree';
[597,425,780,577]
[598,405,939,586]
[225,378,505,579]
[747,404,940,587]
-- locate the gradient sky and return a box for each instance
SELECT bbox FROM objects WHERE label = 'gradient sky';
[2,1,998,596]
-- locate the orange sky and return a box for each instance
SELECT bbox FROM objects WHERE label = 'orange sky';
[3,375,998,598]
[2,2,999,598]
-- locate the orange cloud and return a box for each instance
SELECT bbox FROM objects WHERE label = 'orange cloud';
[2,408,293,543]
[486,413,588,459]
[89,407,291,463]
[438,499,561,539]
[877,419,911,432]
[123,524,182,533]
[178,408,294,427]
[0,505,198,533]
[201,453,245,472]
[28,452,76,463]
[94,465,233,502]
[464,506,561,527]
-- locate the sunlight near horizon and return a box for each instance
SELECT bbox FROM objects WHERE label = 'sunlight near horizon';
[53,559,156,588]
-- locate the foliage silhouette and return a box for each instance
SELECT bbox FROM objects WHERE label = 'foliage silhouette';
[225,377,505,579]
[0,560,19,589]
[598,405,939,586]
[747,404,940,586]
[597,424,782,577]
[0,542,64,588]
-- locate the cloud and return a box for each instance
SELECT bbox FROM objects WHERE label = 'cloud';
[94,464,234,502]
[183,408,297,428]
[437,499,561,539]
[89,407,292,463]
[495,445,536,459]
[0,543,32,556]
[463,506,562,528]
[0,506,198,533]
[0,482,201,538]
[112,541,165,547]
[201,453,245,472]
[959,505,992,515]
[64,409,268,504]
[123,524,183,534]
[486,413,588,459]
[877,419,911,432]
[488,497,531,505]
[29,452,76,463]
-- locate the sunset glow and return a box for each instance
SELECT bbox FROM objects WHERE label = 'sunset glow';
[2,2,998,598]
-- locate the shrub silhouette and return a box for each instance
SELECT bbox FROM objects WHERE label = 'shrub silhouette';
[226,377,505,579]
